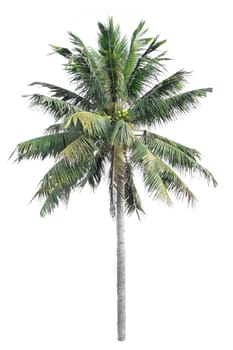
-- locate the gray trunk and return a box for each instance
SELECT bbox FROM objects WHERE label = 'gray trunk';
[116,183,126,341]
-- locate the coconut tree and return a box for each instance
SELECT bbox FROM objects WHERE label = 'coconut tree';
[11,18,217,341]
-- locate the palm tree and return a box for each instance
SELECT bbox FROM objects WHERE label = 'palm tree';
[11,18,217,341]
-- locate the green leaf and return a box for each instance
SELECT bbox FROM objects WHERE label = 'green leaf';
[124,161,145,218]
[24,94,78,121]
[98,17,128,102]
[59,135,97,164]
[49,45,72,58]
[131,138,197,206]
[127,35,168,100]
[63,111,109,137]
[131,87,213,127]
[110,120,134,146]
[11,133,80,161]
[131,138,172,204]
[29,82,93,110]
[124,20,152,83]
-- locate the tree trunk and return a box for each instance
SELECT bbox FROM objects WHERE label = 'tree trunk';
[116,179,126,341]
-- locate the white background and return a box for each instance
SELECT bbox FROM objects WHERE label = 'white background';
[1,1,232,349]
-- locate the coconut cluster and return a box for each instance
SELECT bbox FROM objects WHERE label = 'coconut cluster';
[116,110,128,120]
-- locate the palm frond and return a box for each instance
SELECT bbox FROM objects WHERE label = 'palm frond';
[131,87,213,127]
[143,131,217,186]
[63,111,109,138]
[146,70,191,98]
[39,185,71,217]
[124,20,152,83]
[78,143,107,189]
[10,132,80,161]
[59,135,97,164]
[43,123,63,134]
[131,138,197,206]
[159,168,196,206]
[131,138,172,204]
[33,158,89,198]
[124,161,145,218]
[64,37,107,109]
[127,35,168,100]
[29,82,93,110]
[98,17,128,102]
[110,120,134,146]
[49,44,72,58]
[32,157,91,216]
[24,94,78,121]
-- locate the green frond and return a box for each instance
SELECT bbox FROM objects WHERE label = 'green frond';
[143,131,217,186]
[144,130,201,163]
[64,42,106,109]
[29,82,92,109]
[24,94,78,121]
[159,169,196,206]
[131,138,172,204]
[39,185,71,217]
[124,161,145,218]
[78,143,107,189]
[146,70,191,98]
[43,123,63,134]
[127,35,168,100]
[11,132,80,162]
[33,157,92,216]
[131,138,197,206]
[59,135,97,164]
[63,111,109,137]
[98,17,128,102]
[49,44,72,58]
[110,120,134,146]
[33,158,89,198]
[132,87,213,127]
[124,20,152,83]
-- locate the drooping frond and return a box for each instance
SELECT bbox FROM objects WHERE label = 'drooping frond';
[49,44,72,58]
[39,185,71,217]
[131,87,213,127]
[124,160,145,218]
[24,94,78,121]
[131,138,197,206]
[110,120,134,146]
[11,132,80,161]
[143,131,217,186]
[98,17,128,102]
[33,158,89,199]
[131,138,172,204]
[78,143,107,189]
[59,135,97,164]
[29,82,93,110]
[158,168,197,206]
[63,111,109,138]
[32,157,90,216]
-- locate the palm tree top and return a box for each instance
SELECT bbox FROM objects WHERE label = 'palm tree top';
[11,17,217,218]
